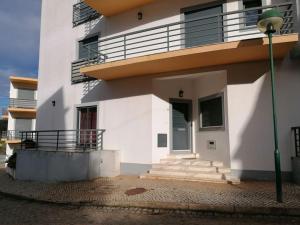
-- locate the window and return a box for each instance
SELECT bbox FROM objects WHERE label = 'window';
[78,35,98,59]
[17,89,35,100]
[199,94,224,129]
[243,0,262,27]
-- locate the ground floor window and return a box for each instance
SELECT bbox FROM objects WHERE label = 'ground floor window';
[199,93,224,129]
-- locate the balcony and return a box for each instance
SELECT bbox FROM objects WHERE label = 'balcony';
[10,76,38,90]
[8,98,37,119]
[73,0,100,27]
[80,2,298,80]
[84,0,155,17]
[9,98,37,109]
[71,58,97,84]
[19,129,105,151]
[1,109,8,120]
[1,130,22,144]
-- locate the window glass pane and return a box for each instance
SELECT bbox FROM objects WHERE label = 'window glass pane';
[243,0,262,26]
[79,36,98,59]
[199,96,223,128]
[15,119,32,131]
[17,89,35,100]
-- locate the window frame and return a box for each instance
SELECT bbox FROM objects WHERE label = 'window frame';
[78,35,99,60]
[198,93,225,131]
[242,0,262,28]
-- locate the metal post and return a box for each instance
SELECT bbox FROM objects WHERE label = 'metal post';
[56,130,59,150]
[167,26,170,51]
[124,35,127,59]
[36,132,39,151]
[267,24,283,203]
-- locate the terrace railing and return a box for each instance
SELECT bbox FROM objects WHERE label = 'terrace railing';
[292,127,300,157]
[82,2,293,65]
[20,129,105,151]
[9,98,37,109]
[71,49,107,84]
[1,130,22,141]
[73,0,100,27]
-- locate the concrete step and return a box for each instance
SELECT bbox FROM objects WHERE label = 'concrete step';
[140,174,231,184]
[149,169,224,180]
[152,164,231,173]
[140,173,240,184]
[166,153,200,160]
[160,159,224,167]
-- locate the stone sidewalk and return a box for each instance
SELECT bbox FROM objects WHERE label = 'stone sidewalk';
[0,167,299,216]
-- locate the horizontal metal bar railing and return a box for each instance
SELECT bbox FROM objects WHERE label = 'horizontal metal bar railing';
[1,130,22,141]
[20,129,105,151]
[73,0,100,27]
[81,2,293,66]
[292,127,300,157]
[9,98,37,109]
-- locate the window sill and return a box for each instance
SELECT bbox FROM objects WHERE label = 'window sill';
[199,126,225,132]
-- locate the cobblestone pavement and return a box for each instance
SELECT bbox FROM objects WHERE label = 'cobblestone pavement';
[1,194,300,225]
[0,167,300,215]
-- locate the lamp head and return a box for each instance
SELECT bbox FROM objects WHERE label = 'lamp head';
[257,9,283,34]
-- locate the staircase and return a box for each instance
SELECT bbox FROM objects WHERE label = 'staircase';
[140,154,240,184]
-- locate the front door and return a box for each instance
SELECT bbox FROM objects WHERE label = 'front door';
[171,100,192,152]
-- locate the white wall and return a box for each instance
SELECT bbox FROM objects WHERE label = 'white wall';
[227,59,300,172]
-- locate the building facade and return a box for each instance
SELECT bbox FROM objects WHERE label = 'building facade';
[4,76,38,158]
[37,0,300,180]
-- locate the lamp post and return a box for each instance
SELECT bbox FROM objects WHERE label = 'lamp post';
[257,9,284,203]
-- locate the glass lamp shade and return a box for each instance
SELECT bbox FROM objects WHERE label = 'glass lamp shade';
[257,9,283,33]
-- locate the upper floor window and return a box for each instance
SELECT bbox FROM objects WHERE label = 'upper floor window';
[17,89,35,100]
[243,0,262,26]
[78,35,99,60]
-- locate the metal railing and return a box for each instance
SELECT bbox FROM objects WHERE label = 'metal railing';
[82,2,293,65]
[1,130,22,141]
[73,0,100,27]
[20,129,105,151]
[71,49,107,84]
[9,98,37,109]
[292,127,300,157]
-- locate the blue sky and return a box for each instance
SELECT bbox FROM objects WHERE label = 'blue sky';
[0,0,41,115]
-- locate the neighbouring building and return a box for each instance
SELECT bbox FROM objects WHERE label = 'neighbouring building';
[35,0,300,182]
[3,76,38,158]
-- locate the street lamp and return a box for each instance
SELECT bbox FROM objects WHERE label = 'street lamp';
[257,9,284,203]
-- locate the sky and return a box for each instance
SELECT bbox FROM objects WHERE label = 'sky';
[0,0,41,115]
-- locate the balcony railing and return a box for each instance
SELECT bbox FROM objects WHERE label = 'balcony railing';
[71,48,107,84]
[1,130,22,141]
[20,129,105,151]
[82,2,294,66]
[73,1,100,27]
[292,127,300,157]
[9,98,37,109]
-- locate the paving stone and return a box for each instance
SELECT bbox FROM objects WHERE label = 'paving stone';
[0,167,300,217]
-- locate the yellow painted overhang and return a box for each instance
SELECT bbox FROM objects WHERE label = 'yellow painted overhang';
[1,115,8,120]
[81,34,299,80]
[8,108,36,119]
[84,0,155,16]
[6,140,21,144]
[10,76,38,90]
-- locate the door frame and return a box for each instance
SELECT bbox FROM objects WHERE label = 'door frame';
[169,98,193,154]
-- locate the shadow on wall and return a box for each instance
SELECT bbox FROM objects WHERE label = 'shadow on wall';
[36,88,69,130]
[229,58,300,181]
[81,76,153,103]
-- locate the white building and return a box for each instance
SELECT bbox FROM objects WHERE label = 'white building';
[4,76,38,158]
[37,0,300,181]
